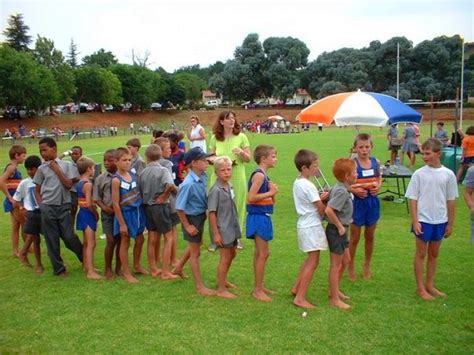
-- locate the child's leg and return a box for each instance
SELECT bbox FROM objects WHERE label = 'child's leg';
[409,151,416,167]
[104,234,117,279]
[293,251,319,308]
[119,234,138,283]
[425,241,445,297]
[84,227,102,280]
[348,224,361,281]
[252,236,271,302]
[114,238,122,275]
[338,249,351,300]
[19,234,34,267]
[216,247,237,298]
[154,234,161,267]
[10,212,22,257]
[172,245,189,278]
[147,231,161,277]
[32,235,44,273]
[363,224,377,279]
[161,231,178,280]
[225,247,237,288]
[413,238,434,300]
[329,252,351,309]
[188,242,214,296]
[133,234,148,275]
[58,207,83,263]
[291,258,307,296]
[456,164,466,182]
[170,226,178,266]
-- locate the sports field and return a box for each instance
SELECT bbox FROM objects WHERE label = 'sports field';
[0,122,472,353]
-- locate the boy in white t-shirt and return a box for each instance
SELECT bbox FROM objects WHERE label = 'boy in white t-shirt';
[405,138,458,301]
[291,149,328,309]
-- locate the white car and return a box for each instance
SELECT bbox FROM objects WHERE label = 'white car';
[205,100,219,108]
[150,102,162,110]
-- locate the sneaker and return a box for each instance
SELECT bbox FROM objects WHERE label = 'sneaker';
[208,244,217,252]
[236,239,244,250]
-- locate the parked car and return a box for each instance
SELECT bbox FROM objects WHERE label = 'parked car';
[205,100,219,108]
[150,102,162,110]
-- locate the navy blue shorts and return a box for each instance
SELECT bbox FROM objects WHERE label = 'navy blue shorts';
[412,222,447,242]
[246,214,273,241]
[461,156,474,165]
[352,196,380,227]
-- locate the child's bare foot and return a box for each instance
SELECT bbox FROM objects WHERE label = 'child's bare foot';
[133,266,149,275]
[160,272,179,280]
[19,255,32,268]
[12,250,20,258]
[293,299,316,309]
[123,273,139,284]
[196,286,215,296]
[339,290,350,300]
[263,287,275,295]
[35,265,44,274]
[348,268,357,281]
[171,268,188,279]
[417,290,435,301]
[57,271,68,278]
[171,260,179,268]
[252,290,272,302]
[225,280,237,289]
[330,299,352,310]
[291,287,298,296]
[105,269,115,279]
[363,265,372,280]
[426,287,446,297]
[216,289,237,299]
[87,271,103,280]
[150,269,162,278]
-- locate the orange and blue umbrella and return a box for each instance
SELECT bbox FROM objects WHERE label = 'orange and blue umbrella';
[298,90,423,127]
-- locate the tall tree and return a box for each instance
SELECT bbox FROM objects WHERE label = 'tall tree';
[2,13,32,52]
[75,66,122,105]
[33,35,64,68]
[173,72,206,103]
[82,49,118,68]
[67,38,79,67]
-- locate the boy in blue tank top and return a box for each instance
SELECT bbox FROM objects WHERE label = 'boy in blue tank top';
[348,133,381,281]
[246,144,279,302]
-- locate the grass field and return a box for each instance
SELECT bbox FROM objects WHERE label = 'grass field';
[0,122,473,353]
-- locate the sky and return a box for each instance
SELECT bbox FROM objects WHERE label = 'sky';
[0,0,472,72]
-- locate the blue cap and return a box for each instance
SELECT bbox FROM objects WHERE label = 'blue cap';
[183,147,210,166]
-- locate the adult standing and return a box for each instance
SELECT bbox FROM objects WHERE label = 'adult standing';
[401,123,418,168]
[208,111,251,251]
[387,124,401,165]
[187,115,207,152]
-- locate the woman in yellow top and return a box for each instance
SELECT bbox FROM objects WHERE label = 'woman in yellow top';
[208,111,251,250]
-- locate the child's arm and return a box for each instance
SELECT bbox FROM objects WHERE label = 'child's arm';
[155,184,177,204]
[368,160,383,195]
[111,178,127,236]
[247,172,278,203]
[94,198,113,215]
[445,200,455,238]
[0,164,18,204]
[409,199,422,236]
[84,181,99,221]
[325,206,345,236]
[313,200,326,218]
[177,209,198,236]
[208,211,223,247]
[464,187,474,213]
[48,161,73,189]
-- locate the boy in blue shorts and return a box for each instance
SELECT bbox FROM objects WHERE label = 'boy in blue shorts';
[13,155,44,273]
[172,147,215,296]
[348,133,381,281]
[406,138,458,300]
[111,147,147,283]
[246,144,278,302]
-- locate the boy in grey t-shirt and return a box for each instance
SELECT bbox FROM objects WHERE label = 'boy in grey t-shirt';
[33,137,83,276]
[325,158,357,310]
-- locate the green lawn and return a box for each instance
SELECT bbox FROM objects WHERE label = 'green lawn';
[0,122,473,353]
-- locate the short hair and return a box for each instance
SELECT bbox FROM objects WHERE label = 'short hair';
[145,144,162,161]
[253,144,276,164]
[152,129,163,139]
[294,149,319,172]
[421,138,442,152]
[165,132,179,143]
[115,147,130,160]
[9,144,27,159]
[437,122,444,127]
[332,158,356,183]
[190,115,200,124]
[24,155,42,169]
[353,133,373,147]
[71,146,83,154]
[154,137,170,149]
[213,156,232,172]
[103,149,116,158]
[38,137,56,148]
[76,156,95,175]
[466,126,474,136]
[126,138,141,148]
[177,132,185,140]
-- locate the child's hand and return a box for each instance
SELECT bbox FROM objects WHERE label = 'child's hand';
[119,223,128,236]
[368,183,380,195]
[185,224,199,237]
[48,160,61,174]
[444,224,453,238]
[352,186,368,198]
[103,206,114,215]
[269,182,278,195]
[155,192,167,204]
[413,221,422,236]
[214,233,223,247]
[320,191,329,202]
[337,225,346,236]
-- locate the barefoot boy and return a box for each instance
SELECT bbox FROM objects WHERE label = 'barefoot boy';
[291,149,328,309]
[208,156,241,298]
[139,144,178,280]
[246,144,278,302]
[93,149,121,279]
[172,147,215,296]
[13,155,44,273]
[325,158,357,310]
[405,138,458,300]
[111,147,147,283]
[0,144,27,258]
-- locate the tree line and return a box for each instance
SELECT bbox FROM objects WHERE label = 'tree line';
[1,13,472,115]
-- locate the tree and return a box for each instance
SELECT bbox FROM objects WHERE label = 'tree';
[132,49,152,67]
[82,49,118,68]
[173,72,206,103]
[75,66,122,105]
[67,38,79,67]
[2,13,32,52]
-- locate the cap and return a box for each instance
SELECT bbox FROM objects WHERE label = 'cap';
[183,147,210,166]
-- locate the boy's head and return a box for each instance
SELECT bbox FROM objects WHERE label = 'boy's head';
[437,122,444,129]
[24,155,42,178]
[353,133,373,158]
[177,132,185,141]
[126,138,141,155]
[421,138,442,167]
[76,156,95,175]
[154,137,171,158]
[466,126,474,136]
[253,144,277,165]
[213,156,233,183]
[145,144,162,162]
[165,132,179,149]
[333,158,357,184]
[294,149,319,172]
[70,146,83,163]
[115,147,132,171]
[183,147,209,172]
[9,144,27,162]
[152,129,164,139]
[103,149,117,173]
[38,137,57,161]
